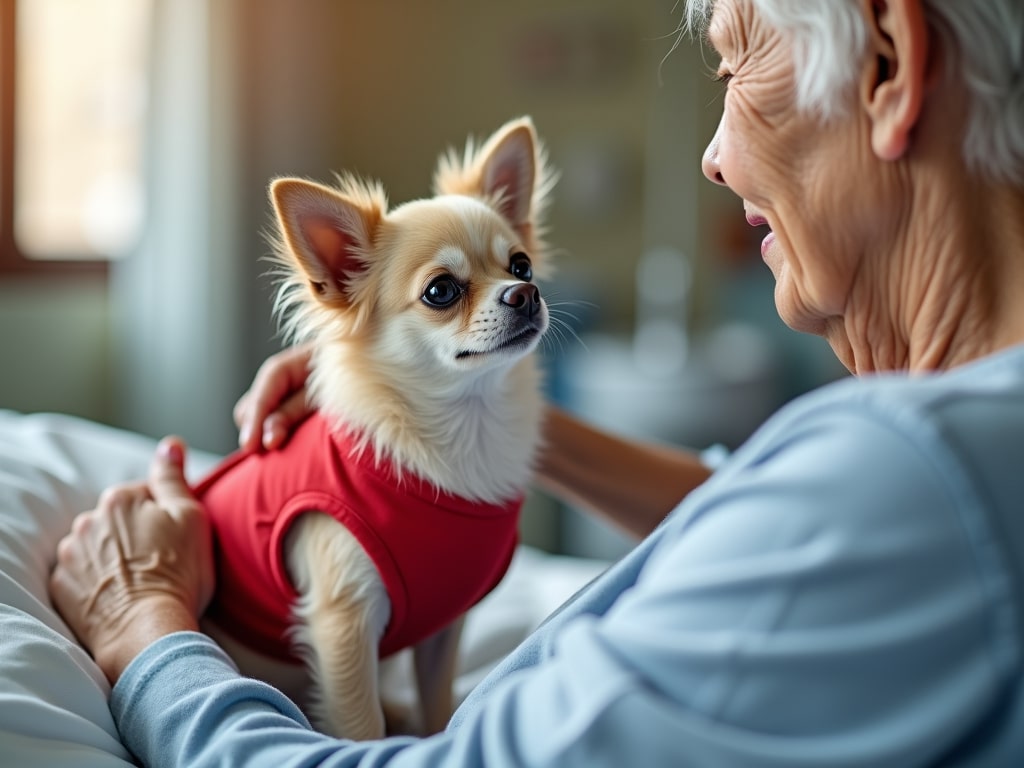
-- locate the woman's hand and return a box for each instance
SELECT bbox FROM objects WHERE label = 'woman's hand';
[234,343,315,451]
[48,437,215,685]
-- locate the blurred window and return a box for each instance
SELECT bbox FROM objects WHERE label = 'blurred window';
[0,0,151,273]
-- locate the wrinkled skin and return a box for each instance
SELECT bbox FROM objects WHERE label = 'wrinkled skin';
[699,0,1024,374]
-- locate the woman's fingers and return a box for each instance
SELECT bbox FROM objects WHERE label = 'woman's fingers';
[259,389,312,449]
[146,437,216,613]
[148,437,194,516]
[234,344,314,451]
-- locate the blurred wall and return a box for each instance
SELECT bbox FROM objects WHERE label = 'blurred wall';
[0,276,111,421]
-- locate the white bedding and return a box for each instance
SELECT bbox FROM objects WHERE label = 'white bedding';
[0,409,607,766]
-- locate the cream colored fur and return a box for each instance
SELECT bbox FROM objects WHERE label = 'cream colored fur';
[215,117,556,740]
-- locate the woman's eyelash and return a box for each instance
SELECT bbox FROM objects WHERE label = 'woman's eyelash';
[714,72,734,84]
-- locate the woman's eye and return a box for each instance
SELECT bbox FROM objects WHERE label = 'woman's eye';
[509,253,532,282]
[422,276,462,308]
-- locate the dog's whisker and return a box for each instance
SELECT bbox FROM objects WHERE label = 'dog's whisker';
[544,298,593,324]
[542,329,571,357]
[541,316,587,356]
[543,293,596,309]
[547,308,583,329]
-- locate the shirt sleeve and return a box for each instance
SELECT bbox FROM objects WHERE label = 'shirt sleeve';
[109,404,1017,768]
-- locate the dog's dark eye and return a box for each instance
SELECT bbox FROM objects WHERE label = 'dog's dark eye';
[422,276,462,308]
[509,253,532,282]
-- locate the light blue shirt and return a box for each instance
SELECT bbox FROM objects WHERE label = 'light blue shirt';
[111,347,1024,767]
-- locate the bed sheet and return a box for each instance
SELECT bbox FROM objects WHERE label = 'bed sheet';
[0,409,607,766]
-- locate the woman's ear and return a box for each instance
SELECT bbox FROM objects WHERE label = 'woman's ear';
[859,0,929,161]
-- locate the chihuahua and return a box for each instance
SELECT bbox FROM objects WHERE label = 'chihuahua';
[193,117,556,740]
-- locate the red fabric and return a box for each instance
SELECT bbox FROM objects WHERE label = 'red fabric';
[194,413,521,663]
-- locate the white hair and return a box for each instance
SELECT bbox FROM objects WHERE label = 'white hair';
[683,0,1024,184]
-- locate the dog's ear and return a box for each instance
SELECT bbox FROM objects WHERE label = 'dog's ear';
[434,117,555,248]
[477,119,537,232]
[270,178,384,307]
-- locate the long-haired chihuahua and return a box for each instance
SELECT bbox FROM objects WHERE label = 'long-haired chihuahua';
[194,117,556,740]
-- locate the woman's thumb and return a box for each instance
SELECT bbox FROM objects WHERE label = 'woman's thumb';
[149,436,194,506]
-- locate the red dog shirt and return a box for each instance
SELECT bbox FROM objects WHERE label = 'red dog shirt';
[194,413,521,663]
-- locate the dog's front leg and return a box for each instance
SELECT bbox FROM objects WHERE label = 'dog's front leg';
[286,512,391,740]
[412,615,464,735]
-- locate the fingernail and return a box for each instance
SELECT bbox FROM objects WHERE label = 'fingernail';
[262,424,276,449]
[239,425,251,448]
[159,439,184,465]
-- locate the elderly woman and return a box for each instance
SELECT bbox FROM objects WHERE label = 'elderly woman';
[50,0,1024,766]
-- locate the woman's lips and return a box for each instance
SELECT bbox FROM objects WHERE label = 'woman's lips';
[745,213,774,259]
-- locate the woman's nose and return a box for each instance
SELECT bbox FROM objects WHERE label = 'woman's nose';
[702,121,727,186]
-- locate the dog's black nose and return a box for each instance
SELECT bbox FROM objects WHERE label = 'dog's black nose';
[501,283,541,318]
